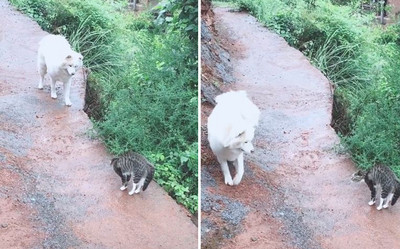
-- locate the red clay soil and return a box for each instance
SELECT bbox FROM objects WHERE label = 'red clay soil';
[0,1,197,248]
[201,7,400,249]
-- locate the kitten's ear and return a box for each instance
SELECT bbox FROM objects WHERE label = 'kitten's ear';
[66,55,72,59]
[110,158,119,167]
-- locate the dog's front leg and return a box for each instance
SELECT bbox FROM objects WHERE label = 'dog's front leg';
[218,158,233,186]
[63,79,72,106]
[232,153,244,185]
[50,77,57,99]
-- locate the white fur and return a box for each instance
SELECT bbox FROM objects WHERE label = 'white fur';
[135,178,146,193]
[37,34,83,106]
[383,193,394,208]
[207,91,260,186]
[129,183,137,195]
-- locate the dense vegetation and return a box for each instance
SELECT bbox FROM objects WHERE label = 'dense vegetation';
[10,0,198,213]
[231,0,400,176]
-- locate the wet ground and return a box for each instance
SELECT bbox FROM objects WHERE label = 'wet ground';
[0,1,197,248]
[201,7,400,249]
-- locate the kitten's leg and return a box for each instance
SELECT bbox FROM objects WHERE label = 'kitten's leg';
[63,79,72,106]
[217,157,233,186]
[383,193,394,208]
[233,153,244,185]
[129,183,137,195]
[120,174,131,191]
[365,177,376,205]
[379,185,390,210]
[50,77,57,99]
[134,177,146,193]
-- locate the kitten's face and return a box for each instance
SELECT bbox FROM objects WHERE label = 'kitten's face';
[351,170,365,182]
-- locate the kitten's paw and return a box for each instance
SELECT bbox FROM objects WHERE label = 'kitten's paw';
[38,85,43,90]
[134,188,141,194]
[232,175,242,185]
[224,178,233,186]
[51,93,57,99]
[368,200,375,206]
[65,99,72,106]
[128,190,135,195]
[120,186,127,191]
[377,206,383,210]
[383,204,389,209]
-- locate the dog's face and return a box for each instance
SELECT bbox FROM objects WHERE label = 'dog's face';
[63,53,83,75]
[223,127,255,153]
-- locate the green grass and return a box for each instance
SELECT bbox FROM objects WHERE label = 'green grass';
[236,0,400,176]
[10,0,198,214]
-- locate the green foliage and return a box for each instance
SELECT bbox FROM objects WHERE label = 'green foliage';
[11,0,198,213]
[238,0,400,176]
[154,0,198,40]
[148,142,198,214]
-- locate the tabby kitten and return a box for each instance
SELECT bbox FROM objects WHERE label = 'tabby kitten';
[111,152,155,195]
[351,164,400,210]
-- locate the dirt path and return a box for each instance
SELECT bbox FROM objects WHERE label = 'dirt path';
[201,7,400,249]
[0,1,197,248]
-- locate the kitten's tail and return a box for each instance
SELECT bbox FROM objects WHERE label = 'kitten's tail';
[143,165,155,191]
[391,182,400,206]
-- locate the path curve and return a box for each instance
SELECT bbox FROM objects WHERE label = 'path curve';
[0,1,197,248]
[201,7,400,249]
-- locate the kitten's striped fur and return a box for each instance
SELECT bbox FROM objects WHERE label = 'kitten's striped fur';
[352,164,400,210]
[111,152,155,195]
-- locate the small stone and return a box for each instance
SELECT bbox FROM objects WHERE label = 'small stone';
[1,224,8,228]
[251,237,258,242]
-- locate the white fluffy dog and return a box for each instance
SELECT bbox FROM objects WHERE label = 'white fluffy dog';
[37,34,83,106]
[207,91,260,186]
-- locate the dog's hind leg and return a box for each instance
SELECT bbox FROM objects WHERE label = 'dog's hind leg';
[218,158,233,186]
[63,79,72,106]
[37,61,46,90]
[233,153,244,185]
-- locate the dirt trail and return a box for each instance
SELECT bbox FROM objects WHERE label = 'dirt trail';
[201,7,400,249]
[0,1,197,248]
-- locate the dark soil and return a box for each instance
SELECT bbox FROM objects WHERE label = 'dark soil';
[0,1,197,248]
[201,6,400,249]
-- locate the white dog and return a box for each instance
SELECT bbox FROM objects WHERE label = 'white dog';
[207,91,260,186]
[37,34,83,106]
